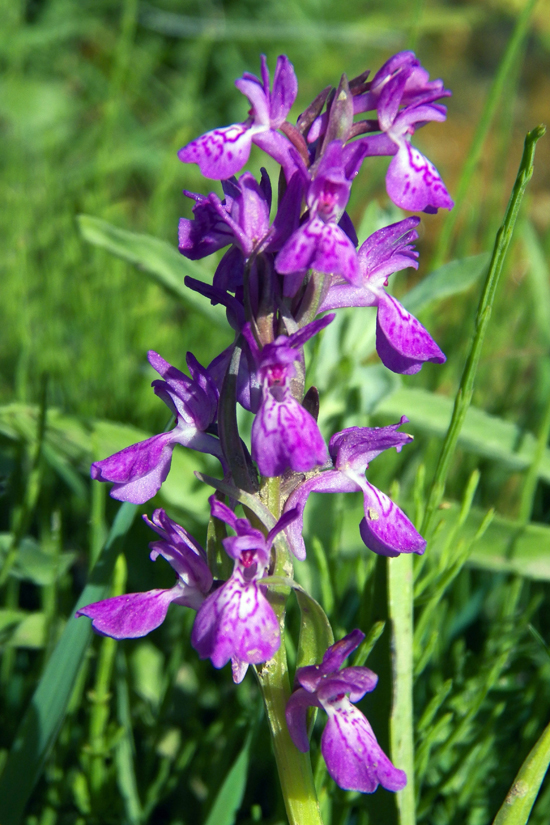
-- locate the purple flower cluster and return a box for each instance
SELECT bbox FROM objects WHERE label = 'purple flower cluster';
[79,53,453,798]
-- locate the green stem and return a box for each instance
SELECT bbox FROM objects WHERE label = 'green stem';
[88,553,127,799]
[256,476,323,825]
[421,125,546,537]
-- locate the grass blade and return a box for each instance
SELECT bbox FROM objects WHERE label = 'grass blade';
[0,501,137,825]
[421,125,546,536]
[77,215,226,326]
[492,719,550,825]
[375,387,550,481]
[388,553,415,825]
[204,727,254,825]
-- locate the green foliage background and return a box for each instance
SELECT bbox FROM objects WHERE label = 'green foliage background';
[1,0,550,823]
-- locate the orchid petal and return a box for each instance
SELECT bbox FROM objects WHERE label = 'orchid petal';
[359,482,426,557]
[321,700,407,793]
[376,292,446,374]
[386,142,454,213]
[76,587,183,640]
[178,124,260,180]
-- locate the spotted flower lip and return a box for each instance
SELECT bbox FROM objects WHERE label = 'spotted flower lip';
[76,510,213,640]
[282,418,426,560]
[275,141,360,285]
[90,351,224,504]
[191,498,299,681]
[286,630,407,794]
[178,55,299,181]
[319,218,446,374]
[243,316,334,477]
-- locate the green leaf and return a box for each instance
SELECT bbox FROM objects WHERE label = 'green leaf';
[401,254,489,316]
[492,719,550,825]
[203,728,253,825]
[6,613,48,649]
[9,536,76,586]
[77,215,226,326]
[295,588,334,671]
[375,387,550,481]
[0,404,211,518]
[0,501,137,825]
[130,642,164,708]
[418,499,550,581]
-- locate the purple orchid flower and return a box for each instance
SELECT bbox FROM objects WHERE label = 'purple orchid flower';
[76,510,213,639]
[282,417,426,560]
[320,218,446,374]
[178,55,299,181]
[91,351,224,505]
[179,170,271,262]
[243,315,334,477]
[179,169,303,298]
[275,141,360,286]
[286,630,407,793]
[354,52,453,213]
[191,498,297,682]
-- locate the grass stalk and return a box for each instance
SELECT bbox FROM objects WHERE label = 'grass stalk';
[421,125,546,537]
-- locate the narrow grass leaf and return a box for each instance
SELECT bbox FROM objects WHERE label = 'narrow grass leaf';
[0,501,137,825]
[522,220,550,348]
[203,728,254,825]
[295,588,334,671]
[401,254,489,316]
[77,215,226,325]
[388,553,415,825]
[421,124,546,535]
[376,387,550,481]
[492,721,550,824]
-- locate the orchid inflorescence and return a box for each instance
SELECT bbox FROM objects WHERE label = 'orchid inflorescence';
[78,51,452,805]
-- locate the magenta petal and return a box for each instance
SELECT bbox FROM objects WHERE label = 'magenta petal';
[76,587,181,640]
[251,390,328,478]
[376,292,446,375]
[386,142,453,213]
[285,688,319,752]
[315,223,359,284]
[321,701,407,793]
[276,218,323,274]
[178,124,256,180]
[231,657,250,684]
[270,55,298,125]
[360,483,426,557]
[91,433,174,504]
[191,577,280,668]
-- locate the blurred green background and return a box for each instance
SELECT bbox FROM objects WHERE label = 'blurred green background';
[1,0,550,824]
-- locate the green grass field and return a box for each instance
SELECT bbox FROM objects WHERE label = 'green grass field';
[1,1,550,823]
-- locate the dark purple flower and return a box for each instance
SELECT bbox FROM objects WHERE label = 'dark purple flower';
[191,499,297,681]
[354,52,453,213]
[76,510,212,639]
[275,141,360,284]
[286,630,407,794]
[320,218,446,374]
[179,170,272,262]
[178,55,299,181]
[243,316,334,477]
[91,351,224,504]
[282,418,426,560]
